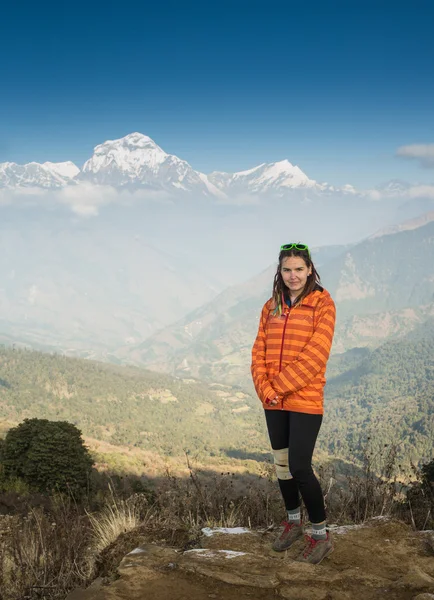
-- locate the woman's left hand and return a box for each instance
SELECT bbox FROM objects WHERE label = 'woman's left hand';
[268,395,280,406]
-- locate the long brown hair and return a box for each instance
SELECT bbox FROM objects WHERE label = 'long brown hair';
[272,247,321,314]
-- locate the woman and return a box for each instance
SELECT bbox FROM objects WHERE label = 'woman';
[251,243,336,565]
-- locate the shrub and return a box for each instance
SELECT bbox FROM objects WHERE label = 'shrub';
[405,458,434,530]
[1,418,94,496]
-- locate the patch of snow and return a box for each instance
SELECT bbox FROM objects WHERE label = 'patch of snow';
[197,172,228,199]
[201,527,251,537]
[184,549,247,559]
[127,547,146,555]
[43,161,80,179]
[82,133,168,177]
[327,523,365,535]
[172,182,188,190]
[327,518,390,535]
[232,164,265,178]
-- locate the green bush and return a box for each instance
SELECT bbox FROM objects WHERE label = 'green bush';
[421,458,434,484]
[1,418,94,496]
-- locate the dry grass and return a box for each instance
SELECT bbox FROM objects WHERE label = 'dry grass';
[0,448,432,599]
[318,443,405,525]
[87,487,152,554]
[0,498,93,600]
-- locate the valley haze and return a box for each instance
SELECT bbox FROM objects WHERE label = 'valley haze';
[1,132,434,362]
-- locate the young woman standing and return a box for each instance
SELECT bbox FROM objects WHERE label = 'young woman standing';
[251,243,336,565]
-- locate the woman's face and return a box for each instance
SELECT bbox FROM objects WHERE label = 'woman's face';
[280,256,312,296]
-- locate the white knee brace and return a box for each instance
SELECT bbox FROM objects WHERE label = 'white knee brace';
[273,448,293,480]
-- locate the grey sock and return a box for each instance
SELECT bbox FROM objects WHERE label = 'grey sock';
[311,522,327,540]
[287,507,301,525]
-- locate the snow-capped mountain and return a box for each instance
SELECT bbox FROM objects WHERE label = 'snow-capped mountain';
[80,135,323,196]
[0,133,423,203]
[373,179,412,197]
[0,161,79,188]
[209,159,324,195]
[80,132,224,196]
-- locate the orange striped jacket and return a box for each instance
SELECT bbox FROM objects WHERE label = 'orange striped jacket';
[251,287,336,414]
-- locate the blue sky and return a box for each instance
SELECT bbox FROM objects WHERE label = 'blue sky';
[1,0,433,187]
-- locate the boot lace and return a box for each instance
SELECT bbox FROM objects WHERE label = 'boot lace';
[280,520,297,538]
[302,534,320,558]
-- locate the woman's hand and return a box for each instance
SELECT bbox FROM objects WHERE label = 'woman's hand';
[266,394,280,407]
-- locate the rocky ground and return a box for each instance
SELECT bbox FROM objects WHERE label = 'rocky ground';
[67,518,434,600]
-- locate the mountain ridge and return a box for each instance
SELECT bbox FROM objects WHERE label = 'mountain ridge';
[2,132,425,200]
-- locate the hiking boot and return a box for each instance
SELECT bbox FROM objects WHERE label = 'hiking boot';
[296,532,334,565]
[272,520,304,552]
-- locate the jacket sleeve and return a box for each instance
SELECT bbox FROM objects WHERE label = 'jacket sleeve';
[271,300,336,395]
[251,303,277,403]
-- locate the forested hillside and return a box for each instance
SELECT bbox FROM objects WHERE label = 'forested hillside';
[1,321,433,470]
[324,320,434,465]
[0,348,264,458]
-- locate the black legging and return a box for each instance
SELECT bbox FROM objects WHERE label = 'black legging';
[265,410,326,524]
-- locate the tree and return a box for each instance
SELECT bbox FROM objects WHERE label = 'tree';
[1,418,94,496]
[422,459,434,484]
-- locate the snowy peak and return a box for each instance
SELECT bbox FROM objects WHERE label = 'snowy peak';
[80,133,219,195]
[93,132,166,157]
[120,132,161,148]
[82,133,168,179]
[0,160,79,188]
[2,133,418,201]
[43,161,80,179]
[374,179,412,196]
[245,159,316,189]
[209,159,319,195]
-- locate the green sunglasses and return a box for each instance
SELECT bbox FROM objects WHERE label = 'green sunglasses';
[280,243,310,258]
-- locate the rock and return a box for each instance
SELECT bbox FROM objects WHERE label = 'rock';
[89,577,105,589]
[279,586,330,600]
[117,543,178,578]
[180,549,280,588]
[392,566,434,590]
[276,560,336,583]
[201,528,271,555]
[65,519,434,600]
[425,532,434,554]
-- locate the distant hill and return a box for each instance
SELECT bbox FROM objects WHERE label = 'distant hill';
[321,219,434,318]
[1,323,433,469]
[126,219,434,384]
[323,318,434,466]
[0,348,265,459]
[0,218,225,359]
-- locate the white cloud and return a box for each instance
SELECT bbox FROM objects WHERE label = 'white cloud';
[396,144,434,168]
[366,190,382,201]
[0,182,172,216]
[408,185,434,199]
[215,192,261,206]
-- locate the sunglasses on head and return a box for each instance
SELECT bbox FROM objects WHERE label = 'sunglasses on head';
[280,243,310,258]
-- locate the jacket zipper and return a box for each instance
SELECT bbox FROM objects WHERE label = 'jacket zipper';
[278,310,290,409]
